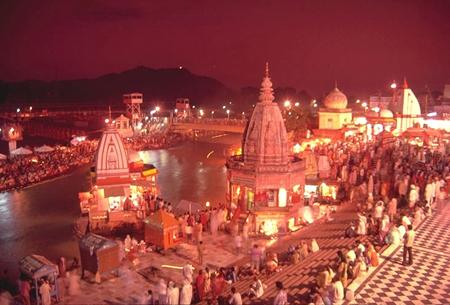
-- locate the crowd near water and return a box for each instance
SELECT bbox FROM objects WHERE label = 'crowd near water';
[0,142,97,192]
[124,133,187,151]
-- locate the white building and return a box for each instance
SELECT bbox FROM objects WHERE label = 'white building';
[390,79,423,133]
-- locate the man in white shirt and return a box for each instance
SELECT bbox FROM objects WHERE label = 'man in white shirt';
[182,262,194,283]
[403,225,415,266]
[229,287,242,305]
[332,277,344,304]
[346,247,356,264]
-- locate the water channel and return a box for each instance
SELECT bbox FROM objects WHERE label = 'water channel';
[0,133,241,275]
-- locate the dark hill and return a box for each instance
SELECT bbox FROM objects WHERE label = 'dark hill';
[0,66,234,107]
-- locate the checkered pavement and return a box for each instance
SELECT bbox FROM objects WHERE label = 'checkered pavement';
[352,205,450,305]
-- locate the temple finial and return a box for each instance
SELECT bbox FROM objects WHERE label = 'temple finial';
[334,80,338,89]
[403,77,408,89]
[108,106,112,122]
[259,63,274,104]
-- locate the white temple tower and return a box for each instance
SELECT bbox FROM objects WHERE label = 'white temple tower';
[390,79,423,133]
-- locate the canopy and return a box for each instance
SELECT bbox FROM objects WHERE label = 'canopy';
[10,147,32,156]
[173,200,203,216]
[19,255,58,279]
[0,153,7,160]
[34,145,54,153]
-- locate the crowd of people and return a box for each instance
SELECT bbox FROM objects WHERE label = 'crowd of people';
[0,141,97,192]
[3,135,449,304]
[116,138,450,305]
[300,137,449,304]
[123,133,186,151]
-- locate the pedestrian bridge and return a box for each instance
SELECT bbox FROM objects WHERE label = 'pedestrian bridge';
[171,119,246,133]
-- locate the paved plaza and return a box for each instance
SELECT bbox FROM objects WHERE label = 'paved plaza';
[352,204,450,305]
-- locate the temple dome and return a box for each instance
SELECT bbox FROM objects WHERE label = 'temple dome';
[243,63,289,166]
[380,109,394,118]
[324,87,348,109]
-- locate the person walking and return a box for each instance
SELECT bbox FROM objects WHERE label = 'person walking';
[180,279,193,305]
[250,244,262,274]
[403,224,415,266]
[273,281,288,305]
[197,241,204,266]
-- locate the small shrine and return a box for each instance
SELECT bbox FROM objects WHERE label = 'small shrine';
[144,209,181,250]
[114,114,134,138]
[226,64,305,234]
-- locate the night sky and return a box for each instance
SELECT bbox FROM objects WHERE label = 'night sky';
[1,0,449,94]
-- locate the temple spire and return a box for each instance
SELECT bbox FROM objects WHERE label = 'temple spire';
[403,77,409,89]
[259,62,274,104]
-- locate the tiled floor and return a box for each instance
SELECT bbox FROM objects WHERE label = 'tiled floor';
[352,204,450,305]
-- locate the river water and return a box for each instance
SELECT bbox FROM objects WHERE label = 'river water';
[0,134,241,276]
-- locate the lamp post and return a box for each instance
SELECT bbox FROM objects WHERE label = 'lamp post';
[226,109,230,120]
[211,110,215,119]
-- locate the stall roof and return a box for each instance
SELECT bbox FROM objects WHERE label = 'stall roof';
[145,210,179,229]
[403,127,444,138]
[79,233,118,252]
[19,255,58,279]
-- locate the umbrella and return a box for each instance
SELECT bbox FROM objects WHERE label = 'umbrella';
[34,145,54,153]
[10,147,33,156]
[0,153,7,160]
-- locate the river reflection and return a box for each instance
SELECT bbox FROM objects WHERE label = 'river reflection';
[0,134,240,275]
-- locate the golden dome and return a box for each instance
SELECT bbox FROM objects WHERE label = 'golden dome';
[324,87,348,109]
[380,109,394,118]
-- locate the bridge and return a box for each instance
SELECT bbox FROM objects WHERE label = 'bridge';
[170,118,246,133]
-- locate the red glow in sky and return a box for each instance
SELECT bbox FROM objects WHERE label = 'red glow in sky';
[0,0,449,93]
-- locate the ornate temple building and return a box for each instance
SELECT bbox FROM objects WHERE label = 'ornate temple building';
[226,64,305,234]
[318,86,352,130]
[79,122,158,230]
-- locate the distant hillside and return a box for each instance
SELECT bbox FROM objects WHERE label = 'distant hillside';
[0,66,234,107]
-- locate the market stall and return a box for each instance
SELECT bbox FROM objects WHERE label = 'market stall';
[144,209,181,250]
[402,127,444,147]
[79,233,120,282]
[19,255,59,305]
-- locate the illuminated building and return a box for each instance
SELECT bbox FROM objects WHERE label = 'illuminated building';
[318,86,352,130]
[390,79,423,132]
[226,64,305,234]
[78,122,158,230]
[1,123,23,155]
[114,114,134,138]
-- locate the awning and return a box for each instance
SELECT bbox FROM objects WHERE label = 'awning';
[103,186,126,197]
